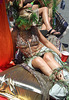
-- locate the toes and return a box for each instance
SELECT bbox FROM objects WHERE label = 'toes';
[51,31,60,35]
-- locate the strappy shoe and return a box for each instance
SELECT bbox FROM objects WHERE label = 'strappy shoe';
[47,29,61,36]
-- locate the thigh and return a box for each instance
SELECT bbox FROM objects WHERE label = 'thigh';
[32,56,53,76]
[38,7,48,14]
[38,7,44,14]
[43,52,61,70]
[43,52,54,60]
[32,56,45,68]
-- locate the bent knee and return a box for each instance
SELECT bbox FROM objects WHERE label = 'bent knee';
[32,57,42,64]
[32,57,43,68]
[43,52,54,61]
[43,7,48,11]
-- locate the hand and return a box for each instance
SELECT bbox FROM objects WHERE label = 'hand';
[58,52,62,58]
[57,73,64,80]
[24,3,33,8]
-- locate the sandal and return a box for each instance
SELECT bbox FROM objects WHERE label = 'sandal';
[47,29,60,36]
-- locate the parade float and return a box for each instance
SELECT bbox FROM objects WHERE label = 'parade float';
[0,0,69,100]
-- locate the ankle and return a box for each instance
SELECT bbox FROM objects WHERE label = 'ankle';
[46,27,52,31]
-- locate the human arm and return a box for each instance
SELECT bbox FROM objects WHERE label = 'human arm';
[19,0,25,8]
[23,3,33,8]
[37,29,62,57]
[23,0,39,9]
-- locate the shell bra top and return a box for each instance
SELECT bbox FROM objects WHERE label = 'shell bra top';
[17,26,44,57]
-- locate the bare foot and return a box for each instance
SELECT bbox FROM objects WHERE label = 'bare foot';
[51,29,60,35]
[47,29,60,35]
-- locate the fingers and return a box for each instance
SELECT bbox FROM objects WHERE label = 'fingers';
[57,73,64,80]
[58,52,62,58]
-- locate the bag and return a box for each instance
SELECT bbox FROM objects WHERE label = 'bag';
[55,11,68,37]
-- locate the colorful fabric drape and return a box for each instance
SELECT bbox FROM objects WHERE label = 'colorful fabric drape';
[0,0,13,68]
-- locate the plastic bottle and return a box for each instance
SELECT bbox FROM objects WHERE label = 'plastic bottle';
[28,0,35,10]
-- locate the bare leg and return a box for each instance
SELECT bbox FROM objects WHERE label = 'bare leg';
[32,52,64,80]
[19,0,25,7]
[43,52,61,70]
[32,6,60,34]
[38,7,60,34]
[32,6,52,30]
[39,7,51,30]
[43,52,64,80]
[41,17,51,30]
[32,5,39,10]
[32,57,52,76]
[41,24,46,30]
